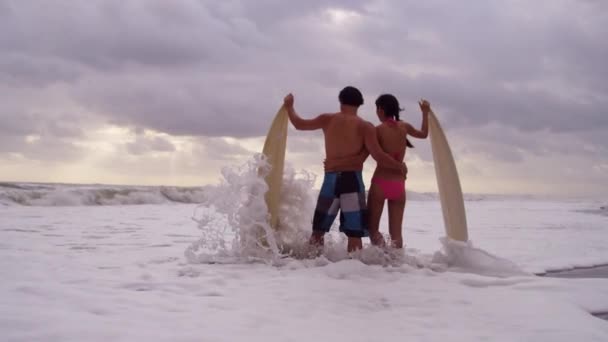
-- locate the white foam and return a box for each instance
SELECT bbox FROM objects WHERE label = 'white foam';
[0,183,210,207]
[3,189,608,341]
[0,181,571,207]
[185,154,313,263]
[182,156,529,276]
[185,155,404,265]
[431,237,529,277]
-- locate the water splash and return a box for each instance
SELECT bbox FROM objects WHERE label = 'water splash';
[183,155,408,266]
[184,155,526,276]
[185,154,320,264]
[431,237,529,277]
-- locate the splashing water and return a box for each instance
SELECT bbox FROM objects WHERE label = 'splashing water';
[184,155,419,266]
[185,154,527,276]
[185,154,321,264]
[431,237,529,277]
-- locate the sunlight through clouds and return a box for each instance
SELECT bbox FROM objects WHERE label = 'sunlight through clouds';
[0,0,606,195]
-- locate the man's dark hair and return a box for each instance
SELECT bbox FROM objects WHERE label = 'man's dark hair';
[338,86,364,107]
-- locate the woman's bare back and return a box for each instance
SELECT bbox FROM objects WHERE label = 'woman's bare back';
[373,121,409,180]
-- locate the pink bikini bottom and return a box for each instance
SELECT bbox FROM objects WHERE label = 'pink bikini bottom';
[371,178,405,200]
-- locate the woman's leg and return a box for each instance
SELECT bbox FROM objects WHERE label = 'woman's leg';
[367,182,386,247]
[387,190,406,248]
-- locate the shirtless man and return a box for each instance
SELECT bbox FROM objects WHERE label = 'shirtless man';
[283,86,405,252]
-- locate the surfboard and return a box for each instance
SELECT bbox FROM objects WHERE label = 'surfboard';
[428,111,469,242]
[260,105,289,230]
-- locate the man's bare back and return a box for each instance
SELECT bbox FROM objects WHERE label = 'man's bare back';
[322,112,378,172]
[283,99,404,173]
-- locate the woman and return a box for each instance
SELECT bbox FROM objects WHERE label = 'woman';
[368,94,430,248]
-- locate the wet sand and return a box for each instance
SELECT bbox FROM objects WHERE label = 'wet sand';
[539,265,608,279]
[539,265,608,321]
[594,312,608,321]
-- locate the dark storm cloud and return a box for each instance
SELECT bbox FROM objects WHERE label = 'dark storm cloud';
[0,85,89,139]
[352,1,608,132]
[0,0,606,166]
[0,100,87,139]
[0,54,81,87]
[0,84,94,162]
[73,70,280,137]
[0,1,224,70]
[362,71,608,133]
[0,133,84,162]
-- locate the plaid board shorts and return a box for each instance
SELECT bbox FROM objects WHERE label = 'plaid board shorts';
[312,171,369,238]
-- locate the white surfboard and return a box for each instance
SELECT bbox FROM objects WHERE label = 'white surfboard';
[428,111,469,241]
[260,105,289,231]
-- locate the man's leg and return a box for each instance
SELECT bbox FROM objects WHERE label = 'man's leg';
[309,231,325,247]
[337,171,369,253]
[311,172,339,252]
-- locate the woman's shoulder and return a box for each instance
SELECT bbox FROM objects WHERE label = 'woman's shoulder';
[398,121,411,131]
[375,122,394,132]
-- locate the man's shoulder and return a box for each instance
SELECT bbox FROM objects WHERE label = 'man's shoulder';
[357,118,374,129]
[321,112,340,121]
[327,112,363,123]
[328,113,373,130]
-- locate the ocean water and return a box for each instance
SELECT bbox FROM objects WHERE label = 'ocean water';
[1,157,608,341]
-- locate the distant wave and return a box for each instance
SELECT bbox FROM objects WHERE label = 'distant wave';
[0,182,557,207]
[577,203,608,217]
[0,182,212,207]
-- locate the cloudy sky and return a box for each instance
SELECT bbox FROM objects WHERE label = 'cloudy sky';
[1,0,606,196]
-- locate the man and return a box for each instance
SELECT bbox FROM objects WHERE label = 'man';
[283,86,406,252]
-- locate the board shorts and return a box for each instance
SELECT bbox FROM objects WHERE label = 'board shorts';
[312,171,369,238]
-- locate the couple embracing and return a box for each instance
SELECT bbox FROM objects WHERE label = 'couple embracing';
[283,86,430,253]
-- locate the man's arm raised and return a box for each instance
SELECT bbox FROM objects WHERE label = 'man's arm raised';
[283,93,330,131]
[362,121,406,172]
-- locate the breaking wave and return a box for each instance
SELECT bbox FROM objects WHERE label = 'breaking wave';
[0,182,549,207]
[0,182,211,207]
